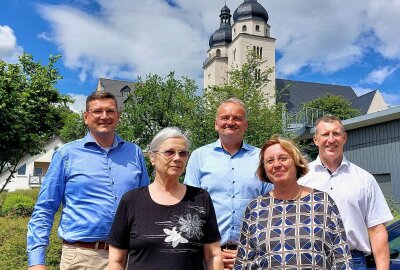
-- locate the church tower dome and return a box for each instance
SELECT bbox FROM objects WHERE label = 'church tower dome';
[209,5,232,47]
[233,0,269,23]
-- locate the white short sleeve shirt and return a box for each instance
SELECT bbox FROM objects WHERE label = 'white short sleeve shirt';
[298,156,393,255]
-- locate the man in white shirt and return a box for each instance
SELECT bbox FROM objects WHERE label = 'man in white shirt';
[299,115,393,270]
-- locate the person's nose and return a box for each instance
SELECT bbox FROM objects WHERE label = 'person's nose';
[327,134,336,143]
[226,117,235,125]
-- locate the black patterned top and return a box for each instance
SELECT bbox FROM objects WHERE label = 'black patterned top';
[234,189,353,270]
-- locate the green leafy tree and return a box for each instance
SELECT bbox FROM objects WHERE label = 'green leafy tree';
[117,72,202,150]
[301,93,361,120]
[0,53,71,194]
[203,50,286,147]
[59,110,86,142]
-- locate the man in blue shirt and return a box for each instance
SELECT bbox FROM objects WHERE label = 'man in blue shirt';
[27,91,149,270]
[184,98,272,269]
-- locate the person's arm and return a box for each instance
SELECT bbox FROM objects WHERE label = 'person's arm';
[369,224,390,270]
[108,245,128,270]
[204,241,223,270]
[27,151,66,267]
[233,203,257,270]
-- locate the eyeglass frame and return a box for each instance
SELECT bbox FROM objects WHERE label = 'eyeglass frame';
[152,150,190,159]
[263,155,293,167]
[86,109,118,118]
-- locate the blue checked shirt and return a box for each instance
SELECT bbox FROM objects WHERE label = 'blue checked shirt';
[184,139,272,245]
[27,133,149,267]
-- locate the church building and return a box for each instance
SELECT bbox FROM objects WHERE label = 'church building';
[204,0,388,115]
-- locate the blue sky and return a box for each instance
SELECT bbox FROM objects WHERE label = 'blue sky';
[1,0,400,111]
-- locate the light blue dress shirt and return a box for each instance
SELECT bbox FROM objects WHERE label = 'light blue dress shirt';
[27,133,149,267]
[184,139,272,245]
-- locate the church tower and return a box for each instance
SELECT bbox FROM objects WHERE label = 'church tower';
[204,0,276,105]
[203,4,232,88]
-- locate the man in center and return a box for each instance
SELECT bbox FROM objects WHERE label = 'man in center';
[184,98,273,270]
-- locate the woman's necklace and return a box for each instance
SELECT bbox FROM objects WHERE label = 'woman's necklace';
[291,186,302,200]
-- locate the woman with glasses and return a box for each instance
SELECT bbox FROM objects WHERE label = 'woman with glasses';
[108,127,223,270]
[234,136,353,269]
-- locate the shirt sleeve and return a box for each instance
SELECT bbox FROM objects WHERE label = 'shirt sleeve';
[183,151,201,187]
[26,150,66,267]
[366,175,393,228]
[108,194,131,250]
[234,200,258,270]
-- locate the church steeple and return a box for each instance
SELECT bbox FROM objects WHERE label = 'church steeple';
[209,4,233,48]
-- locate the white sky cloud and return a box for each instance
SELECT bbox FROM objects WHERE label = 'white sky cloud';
[362,66,398,84]
[68,93,87,112]
[36,0,400,88]
[0,25,23,63]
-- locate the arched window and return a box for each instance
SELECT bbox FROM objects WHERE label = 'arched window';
[242,25,247,32]
[216,49,221,57]
[255,25,260,32]
[260,47,263,58]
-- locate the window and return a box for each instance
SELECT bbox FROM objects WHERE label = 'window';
[255,25,260,32]
[34,167,43,176]
[242,25,247,32]
[216,49,221,57]
[17,164,26,175]
[120,86,131,97]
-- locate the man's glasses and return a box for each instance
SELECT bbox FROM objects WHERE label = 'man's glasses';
[153,150,190,159]
[87,109,118,117]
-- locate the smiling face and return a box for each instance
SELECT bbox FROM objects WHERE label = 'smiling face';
[84,98,120,139]
[214,102,248,141]
[150,137,189,181]
[263,143,298,186]
[313,120,347,166]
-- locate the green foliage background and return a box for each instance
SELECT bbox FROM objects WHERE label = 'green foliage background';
[0,189,62,270]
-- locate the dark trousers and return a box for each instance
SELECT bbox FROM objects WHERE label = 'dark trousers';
[351,250,367,270]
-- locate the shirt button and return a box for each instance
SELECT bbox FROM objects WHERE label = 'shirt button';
[232,181,235,183]
[232,168,234,170]
[233,210,235,213]
[232,195,235,198]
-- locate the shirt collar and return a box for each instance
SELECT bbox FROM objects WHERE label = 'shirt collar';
[315,155,350,173]
[84,132,124,149]
[213,139,250,151]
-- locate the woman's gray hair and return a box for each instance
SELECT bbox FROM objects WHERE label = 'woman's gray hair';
[149,127,189,152]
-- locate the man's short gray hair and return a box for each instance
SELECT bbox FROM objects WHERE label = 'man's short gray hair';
[149,127,189,152]
[315,115,345,134]
[217,97,247,119]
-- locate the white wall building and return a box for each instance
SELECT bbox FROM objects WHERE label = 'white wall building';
[0,137,64,192]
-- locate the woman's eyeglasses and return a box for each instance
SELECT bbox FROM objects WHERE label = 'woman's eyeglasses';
[153,150,190,159]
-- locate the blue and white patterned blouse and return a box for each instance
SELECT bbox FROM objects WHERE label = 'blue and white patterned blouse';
[234,189,353,270]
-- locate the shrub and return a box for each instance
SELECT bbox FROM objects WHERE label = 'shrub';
[0,189,38,217]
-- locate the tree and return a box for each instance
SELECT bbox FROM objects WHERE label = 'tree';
[0,53,71,194]
[117,72,202,150]
[301,93,361,120]
[58,109,86,142]
[203,50,286,147]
